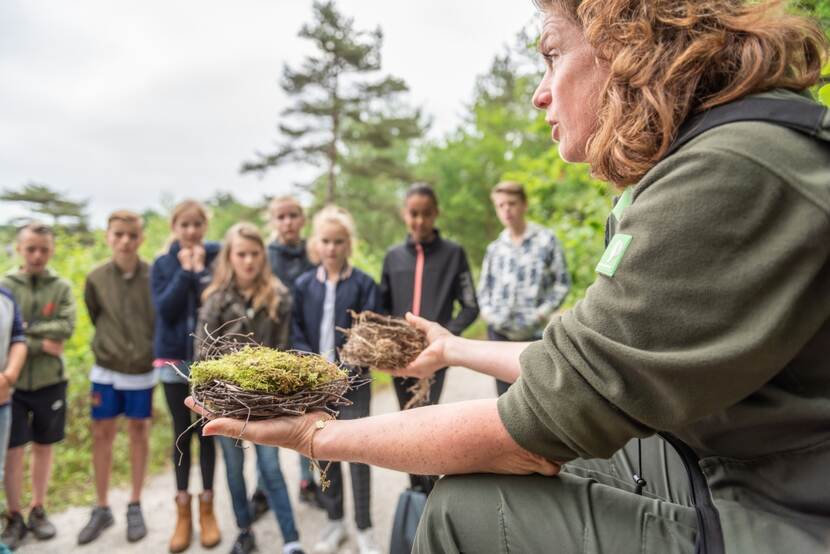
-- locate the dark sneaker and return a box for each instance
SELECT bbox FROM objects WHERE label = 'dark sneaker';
[1,512,27,550]
[77,506,114,545]
[230,529,256,554]
[299,480,324,509]
[249,489,269,523]
[27,506,56,540]
[125,502,146,543]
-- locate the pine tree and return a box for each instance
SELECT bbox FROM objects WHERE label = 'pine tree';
[241,0,425,204]
[1,182,89,232]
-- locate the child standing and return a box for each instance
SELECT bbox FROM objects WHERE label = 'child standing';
[478,181,570,395]
[76,211,156,546]
[0,223,76,549]
[380,183,479,493]
[263,196,320,512]
[196,223,305,554]
[0,284,27,550]
[150,200,221,553]
[291,206,380,554]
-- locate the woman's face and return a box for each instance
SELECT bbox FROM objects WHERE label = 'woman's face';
[172,209,207,248]
[316,222,350,271]
[532,11,609,162]
[402,194,438,243]
[229,236,264,288]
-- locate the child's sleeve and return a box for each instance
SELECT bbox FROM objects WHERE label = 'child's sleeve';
[360,275,380,314]
[535,234,571,320]
[84,276,102,326]
[275,294,292,350]
[26,280,76,340]
[446,247,479,336]
[477,246,494,323]
[378,255,392,315]
[290,283,313,353]
[9,296,25,346]
[151,259,198,321]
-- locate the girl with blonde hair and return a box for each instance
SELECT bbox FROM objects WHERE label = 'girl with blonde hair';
[192,2,830,552]
[290,206,381,554]
[197,223,304,554]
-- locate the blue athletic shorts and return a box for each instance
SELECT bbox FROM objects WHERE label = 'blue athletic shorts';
[91,383,153,420]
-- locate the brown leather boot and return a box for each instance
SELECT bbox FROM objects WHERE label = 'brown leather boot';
[198,491,221,548]
[169,493,192,553]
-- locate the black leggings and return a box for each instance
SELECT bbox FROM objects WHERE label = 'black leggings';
[163,382,216,492]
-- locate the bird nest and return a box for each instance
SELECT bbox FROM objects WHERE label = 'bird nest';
[187,326,365,421]
[338,310,432,409]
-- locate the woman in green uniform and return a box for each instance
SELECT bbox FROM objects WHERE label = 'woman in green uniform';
[188,1,830,552]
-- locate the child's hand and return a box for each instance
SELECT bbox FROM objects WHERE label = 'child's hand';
[42,339,64,357]
[191,245,206,272]
[177,248,194,271]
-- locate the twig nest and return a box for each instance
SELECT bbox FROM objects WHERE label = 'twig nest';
[190,346,359,420]
[338,311,427,369]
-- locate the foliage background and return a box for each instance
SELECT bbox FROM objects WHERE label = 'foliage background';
[0,0,827,510]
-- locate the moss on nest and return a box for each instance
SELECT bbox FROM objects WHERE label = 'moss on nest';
[190,346,347,395]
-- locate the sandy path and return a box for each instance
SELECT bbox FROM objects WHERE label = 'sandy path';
[16,367,496,553]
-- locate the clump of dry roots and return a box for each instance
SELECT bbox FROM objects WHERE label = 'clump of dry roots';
[338,310,431,409]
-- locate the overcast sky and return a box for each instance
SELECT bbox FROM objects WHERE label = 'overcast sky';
[0,1,538,228]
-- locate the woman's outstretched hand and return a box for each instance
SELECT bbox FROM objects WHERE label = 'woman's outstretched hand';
[185,396,320,456]
[378,312,453,378]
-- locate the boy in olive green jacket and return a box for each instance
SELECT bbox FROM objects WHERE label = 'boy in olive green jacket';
[76,211,155,546]
[0,222,75,549]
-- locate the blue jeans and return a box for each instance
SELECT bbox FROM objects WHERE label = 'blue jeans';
[219,437,299,542]
[0,403,10,482]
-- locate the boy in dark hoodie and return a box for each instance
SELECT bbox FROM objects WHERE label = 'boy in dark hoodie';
[0,223,75,549]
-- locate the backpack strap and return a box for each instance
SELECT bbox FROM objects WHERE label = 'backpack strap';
[666,97,829,158]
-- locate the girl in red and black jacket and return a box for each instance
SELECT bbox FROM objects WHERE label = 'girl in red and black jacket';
[380,184,479,474]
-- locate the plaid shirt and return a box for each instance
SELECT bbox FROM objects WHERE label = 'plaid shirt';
[478,222,570,340]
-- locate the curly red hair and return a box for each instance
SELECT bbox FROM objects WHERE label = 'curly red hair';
[536,0,828,186]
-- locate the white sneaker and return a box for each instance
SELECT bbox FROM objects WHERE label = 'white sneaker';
[313,521,346,554]
[356,528,381,554]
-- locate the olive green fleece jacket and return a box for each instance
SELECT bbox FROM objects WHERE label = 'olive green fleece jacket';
[84,260,155,374]
[0,269,76,391]
[498,90,830,552]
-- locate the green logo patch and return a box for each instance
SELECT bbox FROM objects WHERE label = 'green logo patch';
[596,234,632,277]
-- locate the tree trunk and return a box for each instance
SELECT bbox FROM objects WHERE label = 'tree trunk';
[327,77,340,204]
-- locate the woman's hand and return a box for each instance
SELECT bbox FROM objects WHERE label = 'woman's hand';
[185,397,322,456]
[378,312,454,379]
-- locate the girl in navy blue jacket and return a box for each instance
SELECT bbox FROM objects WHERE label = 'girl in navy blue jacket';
[150,200,222,552]
[291,206,380,554]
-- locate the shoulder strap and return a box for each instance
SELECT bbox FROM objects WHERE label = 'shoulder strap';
[666,97,829,158]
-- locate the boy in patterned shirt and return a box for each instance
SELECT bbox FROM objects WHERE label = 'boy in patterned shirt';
[478,181,571,395]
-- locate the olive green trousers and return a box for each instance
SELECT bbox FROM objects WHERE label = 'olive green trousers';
[414,437,699,554]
